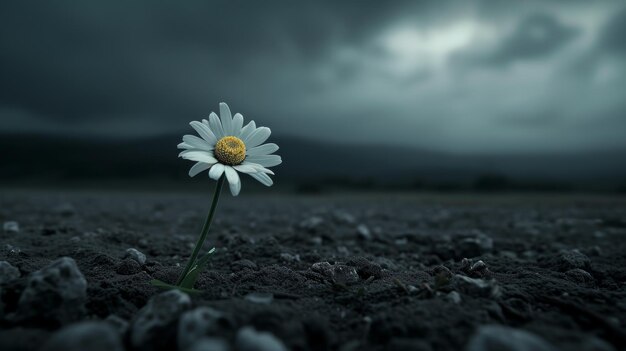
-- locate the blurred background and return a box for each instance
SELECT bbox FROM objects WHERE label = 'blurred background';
[1,1,625,193]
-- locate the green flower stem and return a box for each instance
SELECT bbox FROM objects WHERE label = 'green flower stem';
[176,174,225,286]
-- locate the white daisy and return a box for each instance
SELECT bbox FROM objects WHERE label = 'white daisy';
[177,102,281,196]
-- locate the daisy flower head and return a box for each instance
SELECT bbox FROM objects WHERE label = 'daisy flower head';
[178,102,281,196]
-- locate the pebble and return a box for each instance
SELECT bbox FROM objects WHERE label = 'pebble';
[337,246,350,256]
[332,265,360,285]
[299,216,324,232]
[236,326,287,351]
[333,211,356,224]
[16,257,87,325]
[0,260,20,284]
[178,306,225,351]
[130,290,191,349]
[311,262,360,285]
[458,231,493,258]
[453,275,501,298]
[124,248,147,265]
[244,292,274,305]
[446,291,462,304]
[5,244,21,256]
[347,257,383,279]
[565,268,594,284]
[310,236,323,246]
[356,224,372,240]
[40,322,123,351]
[466,325,558,351]
[104,314,129,335]
[3,221,19,233]
[557,249,591,271]
[394,238,408,246]
[311,262,333,275]
[231,259,258,272]
[55,202,76,217]
[188,337,230,351]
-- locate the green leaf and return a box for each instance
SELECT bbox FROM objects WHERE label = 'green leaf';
[179,248,216,290]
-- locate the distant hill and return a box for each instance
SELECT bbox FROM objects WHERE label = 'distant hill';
[1,133,625,191]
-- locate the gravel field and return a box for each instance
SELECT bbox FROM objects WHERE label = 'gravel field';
[1,190,625,351]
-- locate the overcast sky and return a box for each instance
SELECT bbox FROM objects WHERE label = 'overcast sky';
[1,0,625,154]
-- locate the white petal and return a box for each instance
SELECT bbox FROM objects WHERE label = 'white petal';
[244,127,271,148]
[219,102,233,136]
[208,112,225,139]
[224,166,241,196]
[183,135,213,150]
[249,172,273,187]
[237,162,275,175]
[190,121,217,144]
[208,163,225,180]
[178,142,192,149]
[246,154,282,167]
[232,164,258,174]
[246,143,279,156]
[232,113,244,136]
[180,150,218,164]
[188,162,211,177]
[256,166,275,175]
[238,120,256,139]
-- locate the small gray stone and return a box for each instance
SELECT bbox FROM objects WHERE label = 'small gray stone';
[332,265,360,285]
[337,246,350,256]
[3,221,19,233]
[394,238,408,246]
[299,216,324,232]
[236,326,287,351]
[453,275,501,298]
[55,202,76,217]
[333,211,356,224]
[565,268,594,284]
[356,224,372,240]
[124,248,147,265]
[0,261,20,284]
[466,325,558,351]
[311,262,333,275]
[557,249,591,271]
[310,236,323,245]
[40,322,123,351]
[347,257,383,279]
[446,291,462,304]
[105,314,129,336]
[16,257,87,325]
[131,290,191,349]
[178,307,225,351]
[244,292,274,305]
[188,337,230,351]
[458,232,494,258]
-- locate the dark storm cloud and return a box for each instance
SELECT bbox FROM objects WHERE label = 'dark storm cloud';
[1,1,626,153]
[597,6,626,55]
[0,1,412,122]
[485,13,579,65]
[452,12,580,67]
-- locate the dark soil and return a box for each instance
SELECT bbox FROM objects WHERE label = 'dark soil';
[1,190,626,350]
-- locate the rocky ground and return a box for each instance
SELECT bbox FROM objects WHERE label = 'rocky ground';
[0,190,625,351]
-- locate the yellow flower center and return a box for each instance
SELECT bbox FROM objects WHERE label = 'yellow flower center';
[214,136,246,165]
